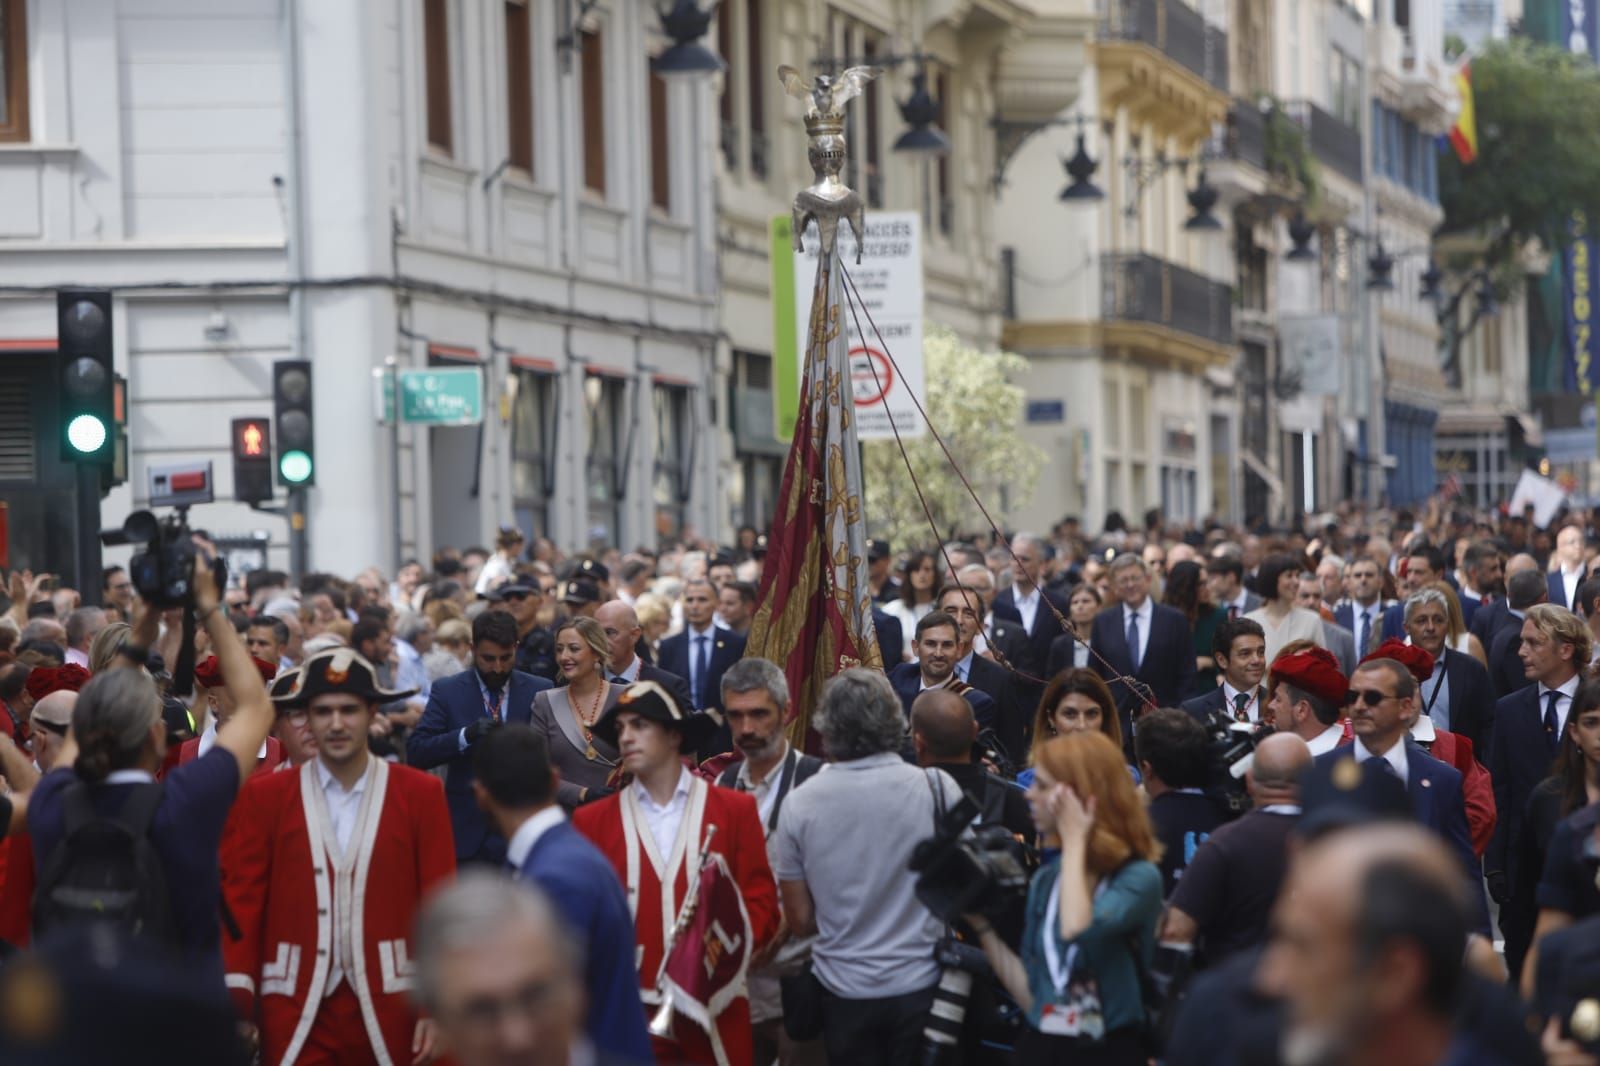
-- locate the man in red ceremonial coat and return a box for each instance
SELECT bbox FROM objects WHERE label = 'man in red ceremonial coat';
[223,648,456,1065]
[574,681,779,1066]
[168,653,286,777]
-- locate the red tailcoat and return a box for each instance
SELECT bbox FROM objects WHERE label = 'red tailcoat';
[1430,731,1497,857]
[574,775,779,1066]
[221,758,455,1066]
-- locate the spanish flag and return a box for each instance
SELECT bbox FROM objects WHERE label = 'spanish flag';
[1450,61,1478,164]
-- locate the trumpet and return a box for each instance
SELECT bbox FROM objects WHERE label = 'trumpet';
[647,824,720,1040]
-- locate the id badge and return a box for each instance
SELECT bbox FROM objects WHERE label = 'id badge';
[1040,980,1106,1040]
[1038,1003,1082,1036]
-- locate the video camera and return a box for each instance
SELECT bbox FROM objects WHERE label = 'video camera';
[1202,715,1274,815]
[909,793,1030,925]
[102,510,225,610]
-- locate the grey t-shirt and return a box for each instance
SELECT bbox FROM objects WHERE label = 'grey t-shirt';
[772,753,962,999]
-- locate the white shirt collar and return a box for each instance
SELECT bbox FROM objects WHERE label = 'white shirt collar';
[688,622,716,640]
[506,806,567,870]
[1123,596,1152,620]
[632,765,692,811]
[1353,736,1409,782]
[1540,674,1581,700]
[104,769,156,785]
[1221,680,1260,709]
[736,742,790,789]
[315,755,372,796]
[612,655,642,683]
[1014,584,1040,607]
[196,721,269,761]
[1307,723,1347,757]
[1230,589,1250,611]
[955,651,974,680]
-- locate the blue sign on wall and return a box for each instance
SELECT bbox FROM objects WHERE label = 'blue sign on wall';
[1027,400,1065,424]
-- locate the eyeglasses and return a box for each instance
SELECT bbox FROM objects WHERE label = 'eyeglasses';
[502,592,531,602]
[1344,688,1396,708]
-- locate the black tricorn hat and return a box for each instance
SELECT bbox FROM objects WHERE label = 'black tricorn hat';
[268,667,306,712]
[592,680,717,751]
[292,648,416,706]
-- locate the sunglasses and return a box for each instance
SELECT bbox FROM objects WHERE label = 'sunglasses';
[1344,688,1396,708]
[502,591,532,602]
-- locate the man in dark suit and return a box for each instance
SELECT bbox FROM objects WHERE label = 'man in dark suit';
[1333,556,1392,659]
[409,611,554,865]
[1089,552,1196,748]
[1547,523,1587,610]
[1181,617,1268,727]
[938,584,1029,762]
[1456,540,1505,631]
[595,600,692,710]
[1316,656,1490,934]
[989,533,1070,679]
[1487,569,1549,700]
[471,725,652,1064]
[886,611,996,730]
[656,578,746,755]
[872,606,904,667]
[1205,553,1261,619]
[1402,586,1496,753]
[1486,604,1589,979]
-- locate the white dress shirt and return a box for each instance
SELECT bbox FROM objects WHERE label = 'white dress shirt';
[1014,586,1042,635]
[1538,674,1581,738]
[1352,736,1410,783]
[1122,597,1153,666]
[734,743,790,831]
[610,654,643,684]
[65,647,89,669]
[506,806,567,873]
[633,767,692,859]
[1221,681,1262,723]
[686,624,717,702]
[316,757,373,993]
[196,722,270,761]
[1562,565,1584,610]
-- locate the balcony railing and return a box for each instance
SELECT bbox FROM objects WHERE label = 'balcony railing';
[1100,0,1229,91]
[1103,253,1234,348]
[1284,100,1363,184]
[1211,99,1266,169]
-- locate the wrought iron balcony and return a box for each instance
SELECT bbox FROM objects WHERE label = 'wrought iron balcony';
[1284,100,1363,184]
[1100,0,1229,92]
[1212,99,1266,169]
[1103,253,1234,348]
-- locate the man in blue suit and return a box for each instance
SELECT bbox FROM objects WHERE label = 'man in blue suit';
[1486,604,1589,980]
[887,611,996,730]
[409,611,553,865]
[1089,553,1195,753]
[1332,556,1392,659]
[472,724,651,1064]
[657,578,746,758]
[1315,656,1489,934]
[1547,523,1587,610]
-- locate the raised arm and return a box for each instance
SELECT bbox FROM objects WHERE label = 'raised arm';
[193,552,273,790]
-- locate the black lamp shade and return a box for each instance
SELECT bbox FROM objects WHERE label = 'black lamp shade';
[1286,214,1317,260]
[1366,242,1395,291]
[1059,133,1104,201]
[1420,262,1444,301]
[894,73,950,156]
[653,0,723,78]
[1184,171,1222,231]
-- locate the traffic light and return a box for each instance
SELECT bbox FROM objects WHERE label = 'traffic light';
[56,290,115,463]
[232,417,274,505]
[272,359,315,487]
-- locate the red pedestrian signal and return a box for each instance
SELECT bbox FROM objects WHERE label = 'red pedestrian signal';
[232,418,274,505]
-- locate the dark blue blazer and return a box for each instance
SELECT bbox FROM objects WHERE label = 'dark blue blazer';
[1487,684,1564,886]
[1549,571,1571,610]
[1315,741,1489,932]
[887,662,996,730]
[966,652,1029,762]
[408,667,552,862]
[1430,647,1495,755]
[1380,602,1408,642]
[990,587,1071,679]
[517,820,652,1064]
[1179,684,1267,726]
[1470,596,1516,650]
[1488,619,1530,701]
[1088,601,1196,741]
[872,607,904,668]
[1459,589,1486,631]
[657,625,745,712]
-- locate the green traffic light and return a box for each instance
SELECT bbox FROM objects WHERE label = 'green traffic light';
[66,413,108,455]
[279,450,313,484]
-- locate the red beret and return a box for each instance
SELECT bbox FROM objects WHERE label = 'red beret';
[193,655,278,688]
[24,664,91,702]
[1271,647,1348,707]
[1364,638,1434,684]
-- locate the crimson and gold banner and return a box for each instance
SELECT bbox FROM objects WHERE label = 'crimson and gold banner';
[746,251,882,749]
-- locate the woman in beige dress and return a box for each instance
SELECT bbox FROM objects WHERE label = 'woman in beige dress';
[1245,553,1328,662]
[530,616,624,810]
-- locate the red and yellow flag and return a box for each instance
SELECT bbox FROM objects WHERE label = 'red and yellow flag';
[1450,61,1478,164]
[746,249,882,750]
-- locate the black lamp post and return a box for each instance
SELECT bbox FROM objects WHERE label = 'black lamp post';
[1184,170,1222,231]
[1366,240,1396,291]
[651,0,723,78]
[1287,214,1318,261]
[1059,133,1104,201]
[892,72,951,156]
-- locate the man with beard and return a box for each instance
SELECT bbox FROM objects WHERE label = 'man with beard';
[887,612,996,731]
[1456,541,1505,631]
[409,611,554,865]
[936,583,1028,762]
[715,658,825,1066]
[1254,825,1509,1066]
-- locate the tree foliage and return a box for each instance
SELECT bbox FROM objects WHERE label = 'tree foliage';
[862,325,1044,548]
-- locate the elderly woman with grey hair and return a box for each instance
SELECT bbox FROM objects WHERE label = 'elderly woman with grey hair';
[772,668,965,1065]
[1403,582,1496,751]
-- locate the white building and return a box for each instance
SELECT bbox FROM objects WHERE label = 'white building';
[0,0,722,579]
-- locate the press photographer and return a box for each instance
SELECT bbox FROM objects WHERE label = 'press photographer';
[962,731,1163,1066]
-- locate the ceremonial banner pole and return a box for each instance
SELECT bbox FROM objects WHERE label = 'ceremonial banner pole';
[746,63,884,751]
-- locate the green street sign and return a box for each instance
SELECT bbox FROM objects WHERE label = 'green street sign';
[399,368,483,426]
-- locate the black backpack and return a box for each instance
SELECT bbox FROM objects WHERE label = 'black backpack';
[33,781,177,944]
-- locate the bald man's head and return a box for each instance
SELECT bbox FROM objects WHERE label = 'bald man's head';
[1250,732,1312,789]
[594,600,642,672]
[910,689,976,764]
[1257,826,1471,1064]
[1506,552,1539,578]
[594,599,639,630]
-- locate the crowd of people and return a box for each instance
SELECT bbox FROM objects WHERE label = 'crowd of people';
[0,504,1598,1064]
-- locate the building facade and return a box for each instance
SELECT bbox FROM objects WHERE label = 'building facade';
[0,0,722,579]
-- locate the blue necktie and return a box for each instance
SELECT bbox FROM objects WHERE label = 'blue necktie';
[1126,611,1141,671]
[1545,690,1562,754]
[1357,610,1370,655]
[693,634,710,709]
